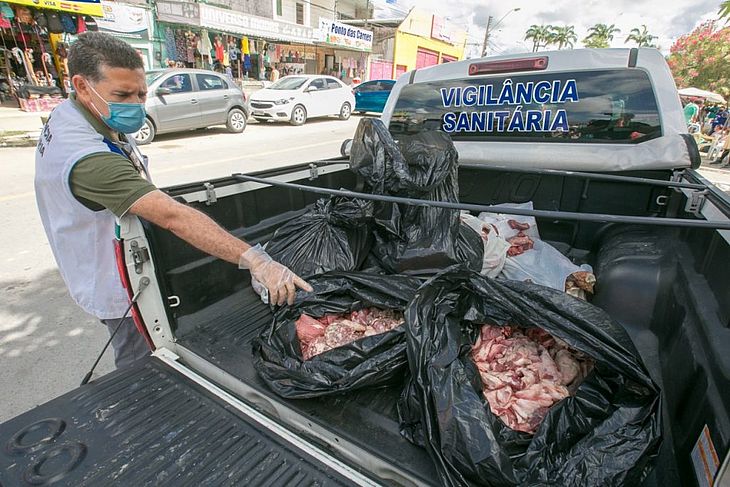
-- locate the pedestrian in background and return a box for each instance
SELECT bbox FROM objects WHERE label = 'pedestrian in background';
[710,128,730,168]
[683,97,700,125]
[271,64,280,82]
[711,106,728,134]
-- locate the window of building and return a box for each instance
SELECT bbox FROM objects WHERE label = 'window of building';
[296,3,304,25]
[276,0,282,16]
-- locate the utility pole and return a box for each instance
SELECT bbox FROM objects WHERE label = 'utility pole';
[481,16,493,57]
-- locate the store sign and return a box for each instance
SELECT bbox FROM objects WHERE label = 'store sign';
[96,1,151,40]
[317,18,372,51]
[431,15,454,43]
[156,0,200,26]
[4,0,102,16]
[199,5,314,44]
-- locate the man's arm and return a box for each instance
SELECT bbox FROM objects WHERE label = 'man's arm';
[129,190,312,305]
[129,190,249,264]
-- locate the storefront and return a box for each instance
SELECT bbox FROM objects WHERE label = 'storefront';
[0,0,103,110]
[95,1,154,70]
[155,1,208,71]
[316,18,372,83]
[155,2,318,81]
[198,5,317,79]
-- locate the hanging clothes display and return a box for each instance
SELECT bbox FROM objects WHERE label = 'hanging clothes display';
[214,37,224,64]
[174,30,186,62]
[164,27,177,63]
[1,3,66,110]
[200,29,213,68]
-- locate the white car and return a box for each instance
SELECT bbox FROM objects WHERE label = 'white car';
[249,75,355,125]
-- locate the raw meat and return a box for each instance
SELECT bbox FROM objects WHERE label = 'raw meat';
[471,324,593,434]
[506,231,534,256]
[508,219,531,231]
[295,314,327,343]
[565,270,597,299]
[296,308,404,360]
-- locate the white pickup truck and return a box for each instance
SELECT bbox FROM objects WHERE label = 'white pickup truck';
[0,48,728,487]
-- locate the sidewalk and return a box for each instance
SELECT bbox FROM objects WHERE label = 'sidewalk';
[698,164,730,193]
[0,104,48,147]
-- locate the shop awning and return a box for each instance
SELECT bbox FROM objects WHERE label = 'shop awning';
[4,0,103,17]
[198,5,316,45]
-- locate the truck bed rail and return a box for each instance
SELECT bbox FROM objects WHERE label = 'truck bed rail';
[232,173,730,230]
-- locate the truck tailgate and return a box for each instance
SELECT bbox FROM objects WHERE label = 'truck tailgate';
[0,356,360,486]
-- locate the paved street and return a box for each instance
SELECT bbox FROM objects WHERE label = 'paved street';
[0,116,359,422]
[1,114,729,423]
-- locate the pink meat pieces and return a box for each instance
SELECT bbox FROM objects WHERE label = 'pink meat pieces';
[295,314,327,344]
[508,219,531,231]
[303,336,329,361]
[506,231,535,256]
[471,324,593,434]
[295,308,404,360]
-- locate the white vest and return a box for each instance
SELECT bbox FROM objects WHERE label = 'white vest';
[34,99,145,319]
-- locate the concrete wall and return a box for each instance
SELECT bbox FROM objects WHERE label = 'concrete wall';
[274,0,313,26]
[208,0,273,17]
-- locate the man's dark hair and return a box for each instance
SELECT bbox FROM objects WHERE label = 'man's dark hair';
[68,32,144,82]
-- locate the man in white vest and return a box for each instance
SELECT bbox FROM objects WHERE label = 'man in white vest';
[35,32,311,368]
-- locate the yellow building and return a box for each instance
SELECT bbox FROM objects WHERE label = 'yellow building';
[346,9,466,80]
[392,9,466,76]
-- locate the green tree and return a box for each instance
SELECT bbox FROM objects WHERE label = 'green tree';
[720,1,730,19]
[524,24,554,52]
[583,23,620,48]
[668,20,730,96]
[550,25,578,49]
[625,25,657,47]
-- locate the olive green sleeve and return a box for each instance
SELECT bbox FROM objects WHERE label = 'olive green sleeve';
[69,152,157,218]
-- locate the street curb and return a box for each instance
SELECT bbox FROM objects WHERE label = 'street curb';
[0,132,40,148]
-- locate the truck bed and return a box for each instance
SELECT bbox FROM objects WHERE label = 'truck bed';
[172,257,679,487]
[0,357,358,487]
[175,288,438,486]
[132,163,729,486]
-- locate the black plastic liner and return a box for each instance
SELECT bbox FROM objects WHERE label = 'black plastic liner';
[398,267,662,487]
[264,196,374,278]
[350,118,479,274]
[253,271,422,398]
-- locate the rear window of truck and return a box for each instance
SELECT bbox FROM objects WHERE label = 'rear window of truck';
[389,69,661,144]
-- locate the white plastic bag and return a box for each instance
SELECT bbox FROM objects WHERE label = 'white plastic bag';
[460,213,511,277]
[478,202,540,240]
[500,239,593,292]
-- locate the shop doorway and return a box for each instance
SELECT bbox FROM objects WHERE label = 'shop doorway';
[370,59,393,80]
[415,48,438,69]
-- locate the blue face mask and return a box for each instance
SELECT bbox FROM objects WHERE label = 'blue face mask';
[87,82,146,134]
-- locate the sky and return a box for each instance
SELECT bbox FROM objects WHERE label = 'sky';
[371,0,721,57]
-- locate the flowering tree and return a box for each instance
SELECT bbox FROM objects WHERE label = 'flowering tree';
[667,20,730,95]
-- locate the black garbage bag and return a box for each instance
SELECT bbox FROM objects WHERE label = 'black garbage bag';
[456,222,485,274]
[398,267,661,486]
[252,271,422,398]
[350,118,469,274]
[349,116,405,195]
[264,196,374,279]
